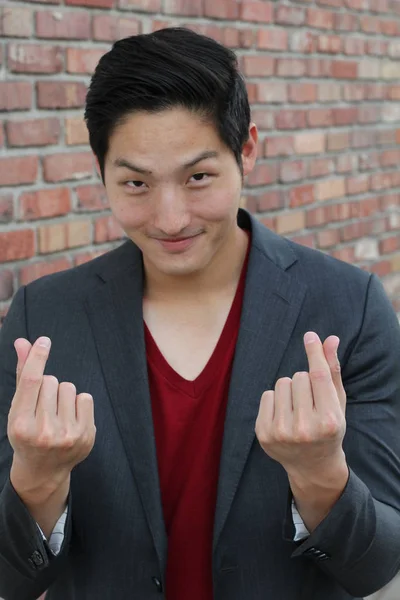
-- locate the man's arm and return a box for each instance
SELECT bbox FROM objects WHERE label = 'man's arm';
[0,287,72,600]
[289,274,400,597]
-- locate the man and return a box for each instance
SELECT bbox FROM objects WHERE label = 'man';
[0,28,400,600]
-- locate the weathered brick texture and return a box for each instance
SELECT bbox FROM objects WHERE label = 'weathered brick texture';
[0,0,400,322]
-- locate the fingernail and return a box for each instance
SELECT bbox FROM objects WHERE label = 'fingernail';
[37,336,51,348]
[304,332,318,345]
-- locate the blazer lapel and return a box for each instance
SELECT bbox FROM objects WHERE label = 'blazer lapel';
[84,242,167,572]
[213,212,307,552]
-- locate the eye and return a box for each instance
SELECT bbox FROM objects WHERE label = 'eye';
[124,180,147,191]
[189,173,210,183]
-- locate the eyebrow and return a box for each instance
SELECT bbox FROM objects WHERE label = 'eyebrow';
[113,151,219,175]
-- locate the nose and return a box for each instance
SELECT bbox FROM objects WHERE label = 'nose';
[152,186,191,236]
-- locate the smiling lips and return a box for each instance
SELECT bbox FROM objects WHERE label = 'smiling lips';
[155,233,202,252]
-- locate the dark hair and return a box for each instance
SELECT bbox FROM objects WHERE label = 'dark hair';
[84,27,250,181]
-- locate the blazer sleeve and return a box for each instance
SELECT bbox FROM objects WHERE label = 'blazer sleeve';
[287,273,400,598]
[0,286,73,600]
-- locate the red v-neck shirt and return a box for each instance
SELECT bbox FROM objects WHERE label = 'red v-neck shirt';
[145,235,250,600]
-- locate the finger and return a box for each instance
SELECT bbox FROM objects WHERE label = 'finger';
[292,371,314,419]
[14,338,32,388]
[273,377,293,427]
[323,336,346,413]
[13,337,52,414]
[36,375,59,417]
[255,390,274,442]
[57,382,78,423]
[76,393,95,427]
[304,331,337,411]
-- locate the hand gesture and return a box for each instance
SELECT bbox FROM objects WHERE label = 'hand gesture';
[255,332,347,483]
[8,336,96,498]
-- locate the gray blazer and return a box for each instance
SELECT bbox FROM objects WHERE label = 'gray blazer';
[1,209,400,600]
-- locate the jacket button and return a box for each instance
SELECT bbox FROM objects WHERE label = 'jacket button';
[152,576,163,593]
[29,550,44,569]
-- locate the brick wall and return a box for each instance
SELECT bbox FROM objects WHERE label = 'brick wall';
[1,0,400,322]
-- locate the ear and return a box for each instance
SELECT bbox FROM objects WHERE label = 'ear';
[241,123,258,177]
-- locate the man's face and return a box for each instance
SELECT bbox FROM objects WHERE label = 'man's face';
[103,107,257,278]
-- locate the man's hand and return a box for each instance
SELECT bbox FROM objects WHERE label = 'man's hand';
[255,332,349,532]
[7,336,96,537]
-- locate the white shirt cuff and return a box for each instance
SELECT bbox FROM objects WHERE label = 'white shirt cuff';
[36,506,68,556]
[292,500,310,542]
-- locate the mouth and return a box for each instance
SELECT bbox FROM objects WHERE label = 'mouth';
[154,233,203,253]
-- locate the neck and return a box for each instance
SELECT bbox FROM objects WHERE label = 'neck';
[143,225,249,301]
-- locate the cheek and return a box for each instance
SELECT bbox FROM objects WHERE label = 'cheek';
[194,185,241,222]
[109,193,149,230]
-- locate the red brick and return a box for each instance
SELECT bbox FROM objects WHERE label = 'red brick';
[239,29,257,48]
[276,110,307,130]
[0,230,35,262]
[317,229,341,248]
[240,0,273,22]
[2,7,33,37]
[318,82,341,102]
[360,15,381,34]
[76,184,109,211]
[67,220,92,249]
[346,175,370,195]
[381,149,400,167]
[307,58,332,77]
[0,270,14,301]
[37,82,87,109]
[242,56,275,77]
[317,35,342,53]
[247,163,278,186]
[256,191,284,212]
[19,188,71,220]
[251,109,275,131]
[6,118,60,147]
[359,106,380,124]
[380,235,400,254]
[73,250,106,266]
[345,0,369,10]
[388,85,400,100]
[377,130,396,145]
[36,10,91,39]
[19,257,72,286]
[66,0,114,6]
[344,37,365,55]
[65,117,89,146]
[343,83,365,101]
[118,0,162,10]
[330,202,352,222]
[290,233,315,249]
[38,223,66,253]
[163,0,202,15]
[310,158,335,179]
[351,129,375,148]
[307,7,335,29]
[370,172,393,191]
[0,82,32,111]
[275,6,305,26]
[264,136,294,158]
[380,19,399,36]
[95,216,125,243]
[366,83,386,100]
[276,211,306,235]
[294,132,325,155]
[327,131,350,151]
[257,29,288,51]
[341,221,368,242]
[332,246,355,263]
[204,0,239,19]
[257,82,287,103]
[66,48,107,74]
[92,15,141,41]
[331,60,358,79]
[356,197,381,218]
[335,13,359,31]
[246,83,257,103]
[0,195,14,223]
[359,151,380,171]
[0,156,38,186]
[316,178,345,201]
[290,31,316,53]
[367,39,388,56]
[260,217,276,231]
[332,107,358,125]
[289,184,315,208]
[289,83,317,103]
[371,261,392,277]
[276,58,306,78]
[336,153,358,174]
[7,44,63,74]
[279,160,306,183]
[43,152,93,183]
[306,206,330,228]
[307,108,333,127]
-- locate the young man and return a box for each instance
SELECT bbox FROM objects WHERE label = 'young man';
[0,28,400,600]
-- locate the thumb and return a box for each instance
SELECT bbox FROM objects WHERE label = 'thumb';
[323,335,346,413]
[14,338,32,388]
